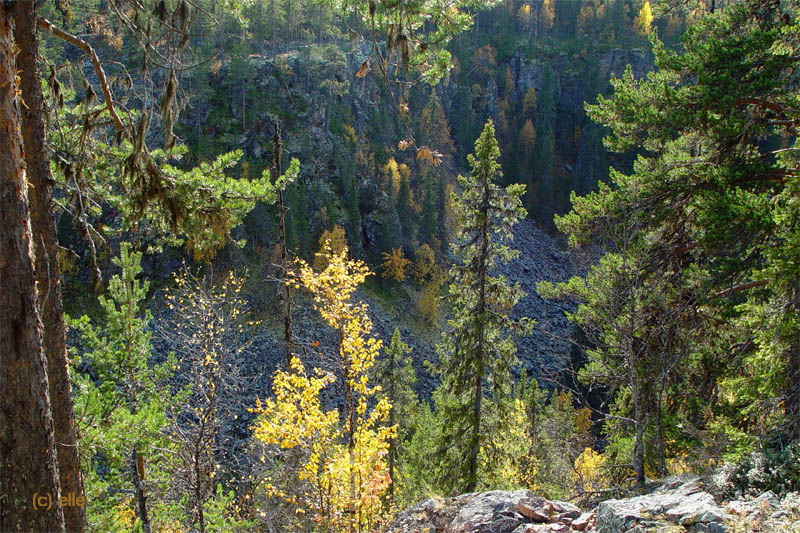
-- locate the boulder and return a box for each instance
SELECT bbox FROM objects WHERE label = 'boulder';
[449,491,528,533]
[725,490,779,518]
[388,490,532,533]
[550,501,581,520]
[517,497,553,522]
[570,512,593,531]
[387,495,465,533]
[665,492,729,525]
[595,478,730,533]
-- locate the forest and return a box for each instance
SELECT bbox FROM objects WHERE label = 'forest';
[1,0,799,531]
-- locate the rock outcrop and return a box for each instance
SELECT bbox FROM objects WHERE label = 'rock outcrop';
[387,490,585,533]
[594,478,729,532]
[386,479,800,533]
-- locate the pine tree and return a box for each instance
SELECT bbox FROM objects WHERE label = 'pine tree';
[347,173,363,254]
[434,120,533,493]
[437,173,449,253]
[0,8,64,528]
[552,0,800,471]
[533,64,557,220]
[373,328,418,506]
[419,172,437,248]
[69,244,180,531]
[396,173,413,240]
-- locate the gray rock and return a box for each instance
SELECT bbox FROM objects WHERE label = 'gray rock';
[517,496,552,522]
[450,491,529,533]
[595,478,730,533]
[689,522,729,533]
[550,500,581,519]
[724,490,779,517]
[770,509,788,520]
[754,490,779,508]
[571,512,593,531]
[387,490,533,533]
[666,492,728,524]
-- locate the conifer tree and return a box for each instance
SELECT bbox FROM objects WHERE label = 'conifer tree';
[0,10,63,528]
[551,0,800,470]
[69,244,180,532]
[347,174,363,254]
[419,173,437,248]
[532,64,557,219]
[437,173,449,253]
[373,328,418,506]
[434,120,533,493]
[396,174,413,240]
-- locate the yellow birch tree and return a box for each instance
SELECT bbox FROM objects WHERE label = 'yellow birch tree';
[251,242,394,532]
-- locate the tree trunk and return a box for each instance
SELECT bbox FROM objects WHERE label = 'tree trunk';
[655,391,667,477]
[11,3,86,530]
[465,177,492,494]
[631,379,647,487]
[465,361,483,493]
[272,123,295,365]
[340,328,357,533]
[788,282,800,441]
[387,346,396,507]
[241,83,246,132]
[194,442,206,533]
[131,448,151,533]
[0,7,64,530]
[789,342,800,441]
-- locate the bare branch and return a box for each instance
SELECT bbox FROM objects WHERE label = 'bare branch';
[37,17,126,134]
[711,279,768,299]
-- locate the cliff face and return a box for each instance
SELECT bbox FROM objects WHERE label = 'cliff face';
[183,41,654,260]
[171,40,651,401]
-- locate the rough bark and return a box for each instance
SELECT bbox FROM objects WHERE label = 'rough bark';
[0,6,64,530]
[387,345,396,506]
[789,283,800,441]
[273,123,294,365]
[11,3,87,531]
[131,449,151,533]
[631,373,647,487]
[789,341,800,441]
[465,175,491,494]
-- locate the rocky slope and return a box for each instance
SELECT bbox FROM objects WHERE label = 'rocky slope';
[196,217,584,409]
[149,217,586,458]
[386,478,800,533]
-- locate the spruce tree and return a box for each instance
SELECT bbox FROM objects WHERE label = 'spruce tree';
[347,173,363,254]
[437,173,448,254]
[434,120,533,493]
[373,328,418,506]
[419,173,437,248]
[396,174,413,241]
[533,64,557,220]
